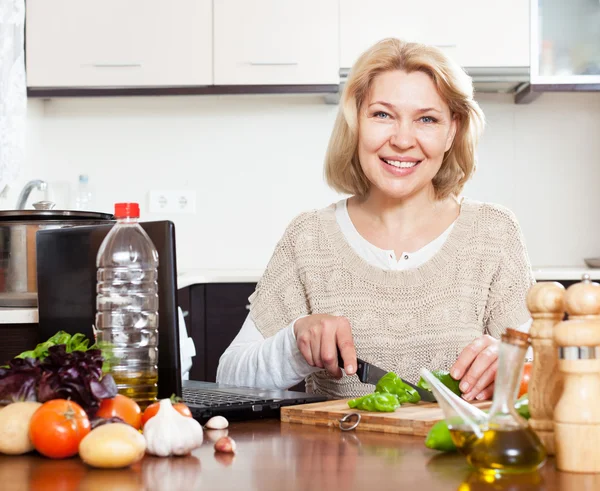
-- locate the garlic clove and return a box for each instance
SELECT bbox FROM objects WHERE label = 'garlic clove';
[205,415,229,430]
[214,436,236,454]
[205,429,228,443]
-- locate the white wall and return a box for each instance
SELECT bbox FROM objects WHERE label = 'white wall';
[4,91,600,271]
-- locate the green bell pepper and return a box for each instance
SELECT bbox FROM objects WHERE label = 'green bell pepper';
[348,392,401,412]
[425,420,456,452]
[515,393,530,419]
[375,372,421,404]
[424,393,531,452]
[417,370,462,397]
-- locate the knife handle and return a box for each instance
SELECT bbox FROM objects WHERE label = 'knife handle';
[337,347,367,382]
[337,347,345,369]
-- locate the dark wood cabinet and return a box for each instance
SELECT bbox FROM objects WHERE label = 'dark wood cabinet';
[179,283,256,383]
[179,282,305,392]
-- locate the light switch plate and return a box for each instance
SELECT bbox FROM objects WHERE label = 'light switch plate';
[148,190,197,214]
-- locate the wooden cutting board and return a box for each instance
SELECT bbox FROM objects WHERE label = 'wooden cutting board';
[280,399,492,436]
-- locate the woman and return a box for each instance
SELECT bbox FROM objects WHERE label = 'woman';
[216,38,534,402]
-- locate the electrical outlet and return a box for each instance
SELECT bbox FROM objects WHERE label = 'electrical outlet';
[148,190,196,214]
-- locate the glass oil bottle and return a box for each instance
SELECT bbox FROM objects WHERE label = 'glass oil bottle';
[459,329,547,474]
[421,328,547,474]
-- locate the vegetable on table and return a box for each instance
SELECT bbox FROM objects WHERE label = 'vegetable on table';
[425,419,456,452]
[417,370,462,397]
[79,422,146,469]
[0,344,117,417]
[519,362,532,398]
[144,399,204,457]
[214,436,236,454]
[15,331,91,361]
[0,401,42,455]
[141,397,192,428]
[205,415,229,430]
[348,392,400,412]
[375,372,421,404]
[96,394,142,430]
[515,393,530,419]
[29,399,91,459]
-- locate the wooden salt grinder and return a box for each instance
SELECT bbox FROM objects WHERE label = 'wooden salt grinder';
[554,275,600,473]
[527,281,566,456]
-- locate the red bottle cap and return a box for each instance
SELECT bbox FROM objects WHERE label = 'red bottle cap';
[114,203,140,219]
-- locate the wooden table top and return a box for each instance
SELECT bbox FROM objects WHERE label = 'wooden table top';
[0,418,598,491]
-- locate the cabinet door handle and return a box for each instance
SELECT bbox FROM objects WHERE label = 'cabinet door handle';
[245,304,251,311]
[182,310,189,318]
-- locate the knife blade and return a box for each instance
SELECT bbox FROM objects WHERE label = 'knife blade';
[337,349,436,402]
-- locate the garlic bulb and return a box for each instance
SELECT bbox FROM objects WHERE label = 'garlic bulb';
[143,399,203,457]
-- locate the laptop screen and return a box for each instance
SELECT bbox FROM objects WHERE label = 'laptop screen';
[35,220,182,399]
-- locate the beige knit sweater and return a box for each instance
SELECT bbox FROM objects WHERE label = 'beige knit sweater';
[248,199,534,399]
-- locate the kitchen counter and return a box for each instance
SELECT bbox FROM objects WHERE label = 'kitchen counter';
[531,266,600,281]
[177,266,600,287]
[0,307,38,325]
[0,419,590,490]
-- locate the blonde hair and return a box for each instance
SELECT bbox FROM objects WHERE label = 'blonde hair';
[325,38,485,200]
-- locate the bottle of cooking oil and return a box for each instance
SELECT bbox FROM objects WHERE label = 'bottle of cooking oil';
[453,329,547,474]
[95,203,159,409]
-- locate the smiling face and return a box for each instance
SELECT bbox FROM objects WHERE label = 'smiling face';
[357,70,457,201]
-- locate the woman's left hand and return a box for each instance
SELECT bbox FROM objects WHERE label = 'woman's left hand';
[450,335,499,401]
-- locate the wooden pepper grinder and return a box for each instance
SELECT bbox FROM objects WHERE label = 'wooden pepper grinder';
[554,274,600,473]
[527,281,565,456]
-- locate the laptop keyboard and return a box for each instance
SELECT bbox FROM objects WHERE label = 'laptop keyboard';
[182,388,271,407]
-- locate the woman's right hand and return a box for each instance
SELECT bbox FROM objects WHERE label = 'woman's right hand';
[293,314,357,378]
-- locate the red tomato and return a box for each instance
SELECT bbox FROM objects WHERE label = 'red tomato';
[96,394,142,429]
[141,401,192,428]
[29,400,91,459]
[518,362,532,398]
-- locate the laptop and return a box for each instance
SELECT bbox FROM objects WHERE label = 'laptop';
[35,220,327,422]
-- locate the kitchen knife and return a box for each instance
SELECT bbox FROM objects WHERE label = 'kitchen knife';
[337,349,437,402]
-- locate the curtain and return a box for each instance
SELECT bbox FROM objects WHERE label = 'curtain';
[0,0,26,195]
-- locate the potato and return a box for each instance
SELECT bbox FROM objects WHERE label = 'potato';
[79,423,146,469]
[0,401,42,455]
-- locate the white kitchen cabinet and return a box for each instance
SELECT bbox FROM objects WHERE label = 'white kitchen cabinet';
[340,0,529,69]
[213,0,339,85]
[26,0,213,88]
[457,0,529,68]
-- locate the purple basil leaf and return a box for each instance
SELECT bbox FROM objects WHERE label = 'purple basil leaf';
[36,371,58,402]
[97,374,117,399]
[0,358,41,403]
[1,343,116,416]
[0,371,39,403]
[37,344,116,416]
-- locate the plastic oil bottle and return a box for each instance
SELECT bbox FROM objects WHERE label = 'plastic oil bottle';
[95,202,159,408]
[450,329,547,474]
